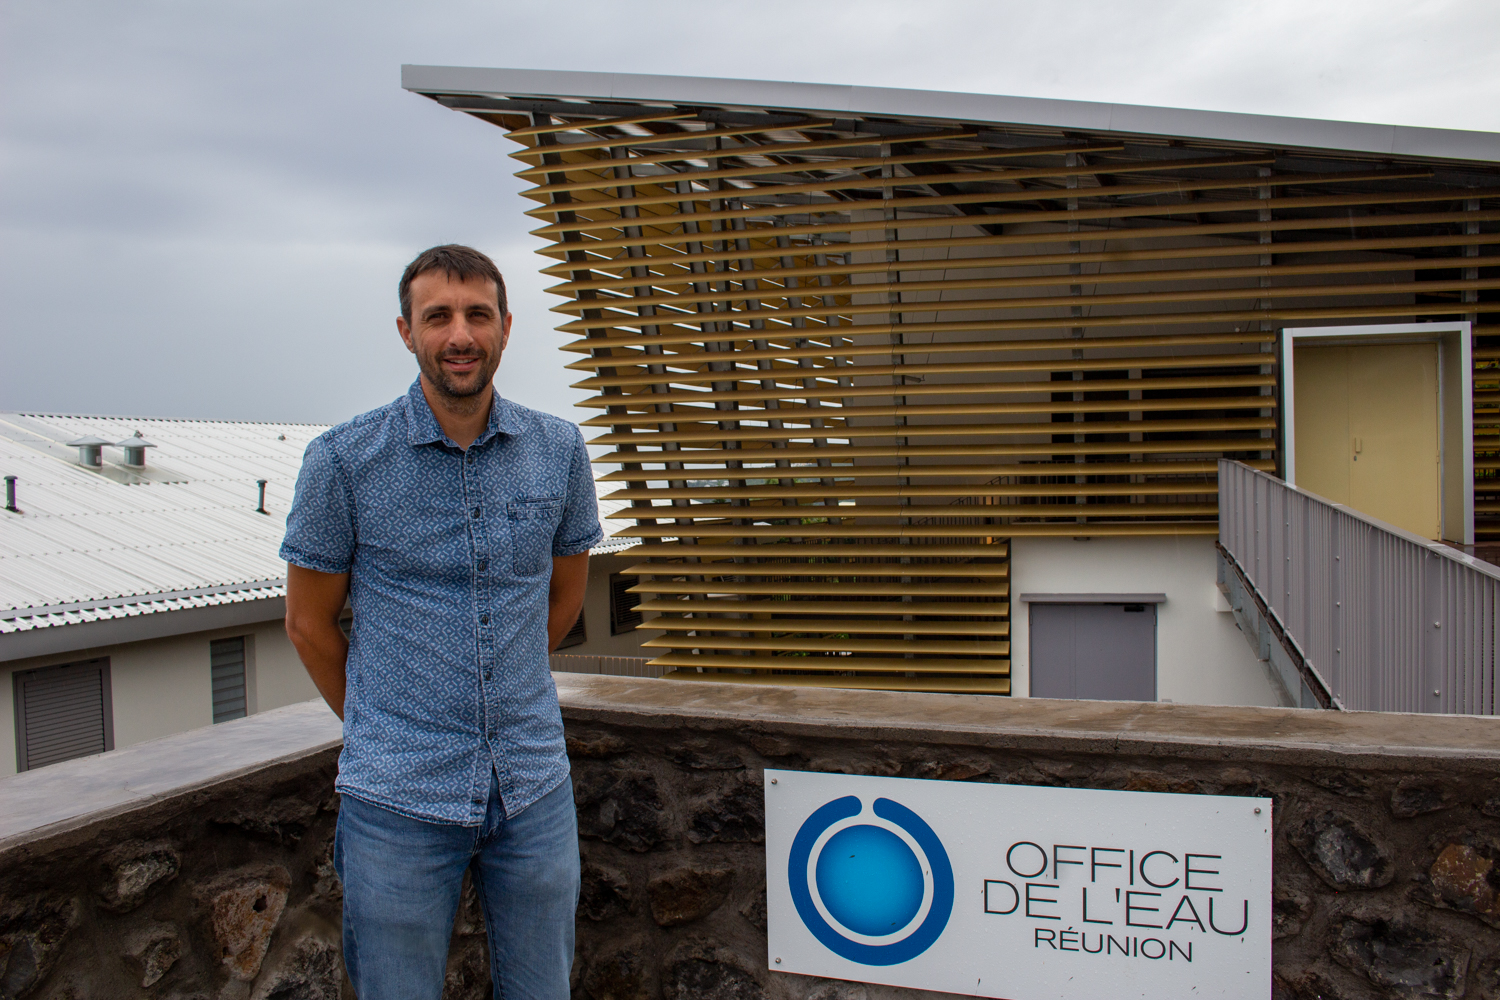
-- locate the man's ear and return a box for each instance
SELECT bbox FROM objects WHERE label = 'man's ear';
[397,315,416,354]
[500,311,514,354]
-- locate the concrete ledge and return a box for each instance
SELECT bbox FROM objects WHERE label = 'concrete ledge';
[6,676,1496,855]
[553,673,1500,768]
[0,698,340,853]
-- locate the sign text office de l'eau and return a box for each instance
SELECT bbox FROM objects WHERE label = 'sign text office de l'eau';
[764,770,1272,1000]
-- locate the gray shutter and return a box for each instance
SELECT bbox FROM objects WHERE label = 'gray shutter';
[609,574,642,635]
[211,637,248,723]
[15,659,113,771]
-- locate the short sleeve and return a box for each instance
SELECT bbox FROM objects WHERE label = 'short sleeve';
[552,423,604,557]
[280,434,357,574]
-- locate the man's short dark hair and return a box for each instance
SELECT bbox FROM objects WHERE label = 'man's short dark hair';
[399,245,507,322]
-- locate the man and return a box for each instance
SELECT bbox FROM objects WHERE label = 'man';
[281,244,600,1000]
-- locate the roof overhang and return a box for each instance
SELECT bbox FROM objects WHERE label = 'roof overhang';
[1,582,287,663]
[402,65,1500,166]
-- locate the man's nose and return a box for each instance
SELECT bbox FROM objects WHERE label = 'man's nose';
[447,315,480,348]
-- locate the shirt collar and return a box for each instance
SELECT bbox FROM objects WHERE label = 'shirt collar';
[403,378,518,449]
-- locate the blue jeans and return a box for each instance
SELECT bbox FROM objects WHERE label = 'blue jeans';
[334,773,580,1000]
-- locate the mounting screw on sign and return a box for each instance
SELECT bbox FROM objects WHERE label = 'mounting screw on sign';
[775,958,782,964]
[771,778,778,784]
[1254,807,1262,814]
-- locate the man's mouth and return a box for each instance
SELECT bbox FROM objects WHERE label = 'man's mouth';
[442,356,481,371]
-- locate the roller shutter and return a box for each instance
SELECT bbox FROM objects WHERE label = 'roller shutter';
[14,658,113,771]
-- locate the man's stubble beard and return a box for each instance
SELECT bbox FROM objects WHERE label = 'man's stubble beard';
[417,349,502,416]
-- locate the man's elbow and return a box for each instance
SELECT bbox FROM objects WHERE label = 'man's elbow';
[284,608,329,654]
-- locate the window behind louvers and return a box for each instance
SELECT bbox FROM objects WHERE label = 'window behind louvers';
[609,573,642,636]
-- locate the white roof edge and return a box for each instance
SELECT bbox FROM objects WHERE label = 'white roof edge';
[401,64,1500,166]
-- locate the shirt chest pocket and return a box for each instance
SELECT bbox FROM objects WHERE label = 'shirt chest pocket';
[507,496,563,576]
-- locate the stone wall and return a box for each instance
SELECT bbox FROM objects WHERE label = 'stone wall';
[2,679,1499,1000]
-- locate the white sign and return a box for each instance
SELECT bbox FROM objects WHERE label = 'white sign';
[765,769,1271,1000]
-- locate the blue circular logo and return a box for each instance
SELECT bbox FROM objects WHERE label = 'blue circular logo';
[788,796,954,966]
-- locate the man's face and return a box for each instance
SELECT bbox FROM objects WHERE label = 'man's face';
[397,271,512,401]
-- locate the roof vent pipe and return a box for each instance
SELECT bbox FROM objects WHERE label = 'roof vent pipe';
[67,435,112,468]
[5,476,17,513]
[256,479,268,514]
[117,431,156,468]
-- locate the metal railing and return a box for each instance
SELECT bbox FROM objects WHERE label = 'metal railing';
[1218,459,1498,715]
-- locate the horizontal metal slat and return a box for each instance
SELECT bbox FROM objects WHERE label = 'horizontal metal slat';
[632,597,1009,617]
[645,614,1010,636]
[643,634,1010,656]
[660,670,1011,694]
[647,652,1010,674]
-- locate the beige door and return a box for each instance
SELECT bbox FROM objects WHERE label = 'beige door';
[1294,343,1441,538]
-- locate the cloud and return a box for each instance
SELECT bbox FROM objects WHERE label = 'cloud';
[3,0,1498,423]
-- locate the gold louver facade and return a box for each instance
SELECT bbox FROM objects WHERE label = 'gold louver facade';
[426,87,1500,693]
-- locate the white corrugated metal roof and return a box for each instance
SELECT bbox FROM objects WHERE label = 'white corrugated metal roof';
[0,412,324,632]
[1,411,633,632]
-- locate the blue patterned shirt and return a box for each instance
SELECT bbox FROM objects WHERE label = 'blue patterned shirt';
[280,380,602,825]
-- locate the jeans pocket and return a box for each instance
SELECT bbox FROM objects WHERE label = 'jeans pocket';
[507,497,563,576]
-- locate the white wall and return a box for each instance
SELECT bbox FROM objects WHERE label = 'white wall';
[0,616,318,776]
[564,551,662,658]
[1008,534,1281,707]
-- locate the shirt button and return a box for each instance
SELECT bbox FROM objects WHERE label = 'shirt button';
[480,614,490,625]
[477,559,488,571]
[467,453,475,464]
[471,507,480,519]
[484,669,492,680]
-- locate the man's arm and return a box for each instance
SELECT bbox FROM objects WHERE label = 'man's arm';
[285,563,351,719]
[547,552,590,651]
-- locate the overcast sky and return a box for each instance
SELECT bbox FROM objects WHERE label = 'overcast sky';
[5,0,1500,426]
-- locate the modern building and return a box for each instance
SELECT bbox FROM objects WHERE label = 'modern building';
[404,65,1500,703]
[0,410,663,772]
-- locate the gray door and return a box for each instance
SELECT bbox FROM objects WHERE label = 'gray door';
[1030,603,1156,701]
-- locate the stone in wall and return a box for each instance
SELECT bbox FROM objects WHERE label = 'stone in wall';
[1272,891,1313,940]
[581,934,650,1000]
[201,865,291,982]
[687,773,764,845]
[1290,810,1396,889]
[1390,778,1456,819]
[1303,769,1375,799]
[212,796,320,846]
[574,765,669,852]
[1421,841,1500,927]
[249,932,338,1000]
[647,866,733,927]
[121,923,182,988]
[665,738,745,772]
[97,840,180,913]
[442,939,492,1000]
[579,862,633,923]
[0,896,78,1000]
[660,939,765,1000]
[738,877,767,934]
[453,871,486,937]
[1330,916,1470,999]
